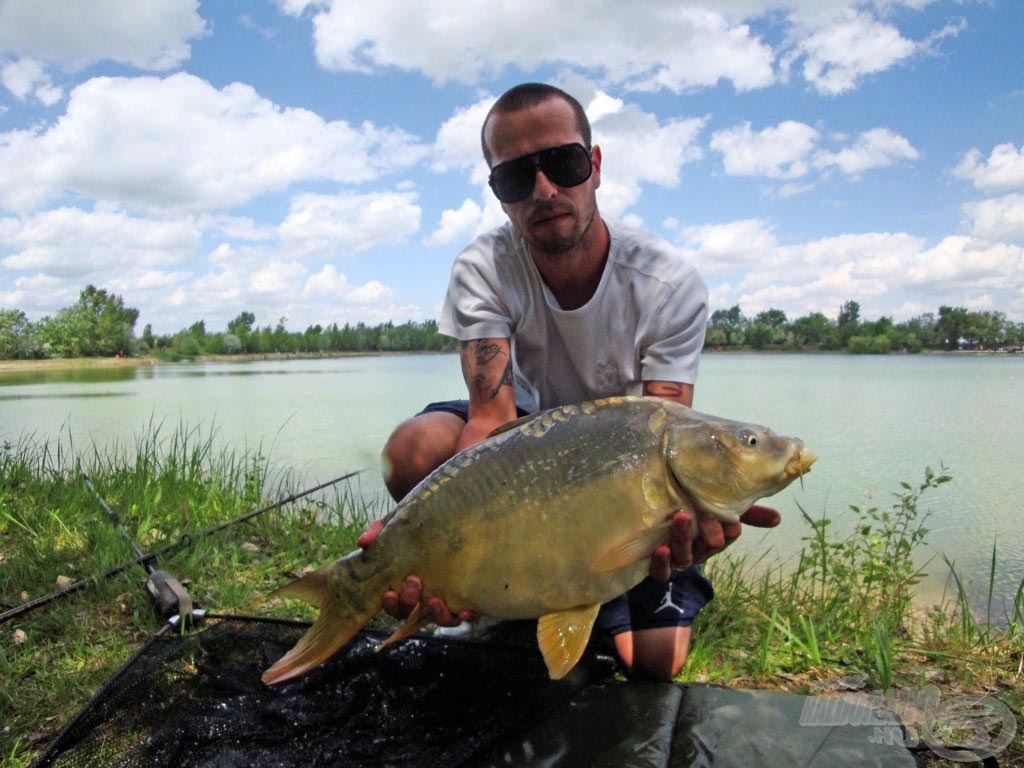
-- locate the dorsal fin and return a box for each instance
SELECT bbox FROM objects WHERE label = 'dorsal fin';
[487,412,542,438]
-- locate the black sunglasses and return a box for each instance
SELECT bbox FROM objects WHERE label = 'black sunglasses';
[488,143,593,204]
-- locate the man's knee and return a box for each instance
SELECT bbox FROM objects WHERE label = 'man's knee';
[613,626,692,682]
[381,412,463,500]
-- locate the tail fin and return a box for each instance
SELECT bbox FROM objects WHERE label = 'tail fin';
[261,565,381,685]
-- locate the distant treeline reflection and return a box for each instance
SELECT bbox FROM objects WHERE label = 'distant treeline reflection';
[2,287,1022,361]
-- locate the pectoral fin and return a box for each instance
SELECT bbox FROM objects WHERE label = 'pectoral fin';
[536,603,601,680]
[376,603,432,651]
[589,521,672,574]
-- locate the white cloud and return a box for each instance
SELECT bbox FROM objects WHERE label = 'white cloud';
[0,207,200,276]
[425,199,483,247]
[954,143,1024,192]
[669,219,777,275]
[711,122,918,188]
[0,73,427,214]
[280,1,962,96]
[345,279,396,304]
[787,7,919,95]
[1,57,63,104]
[299,0,775,91]
[711,121,820,179]
[695,224,1024,322]
[589,97,706,216]
[813,128,919,177]
[431,97,492,183]
[905,236,1024,291]
[0,0,208,70]
[278,191,422,256]
[302,263,349,299]
[963,193,1024,244]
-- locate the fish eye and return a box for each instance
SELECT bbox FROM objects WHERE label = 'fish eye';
[738,429,758,447]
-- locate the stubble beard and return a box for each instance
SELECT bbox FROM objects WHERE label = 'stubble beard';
[522,197,599,258]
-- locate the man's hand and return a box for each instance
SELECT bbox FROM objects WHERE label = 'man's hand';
[649,505,781,581]
[357,520,477,626]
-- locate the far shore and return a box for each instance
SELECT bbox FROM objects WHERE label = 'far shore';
[0,346,1014,375]
[0,350,394,373]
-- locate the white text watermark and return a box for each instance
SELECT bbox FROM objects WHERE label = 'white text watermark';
[799,674,1017,762]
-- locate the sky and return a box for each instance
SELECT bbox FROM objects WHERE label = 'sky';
[1,0,1022,336]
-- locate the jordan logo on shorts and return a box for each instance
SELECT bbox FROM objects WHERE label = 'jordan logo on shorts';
[655,584,684,614]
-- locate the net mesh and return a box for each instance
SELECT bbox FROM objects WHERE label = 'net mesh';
[32,615,607,768]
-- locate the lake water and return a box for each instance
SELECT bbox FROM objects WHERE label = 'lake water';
[2,353,1021,616]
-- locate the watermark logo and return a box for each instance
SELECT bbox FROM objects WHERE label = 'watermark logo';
[800,675,1017,762]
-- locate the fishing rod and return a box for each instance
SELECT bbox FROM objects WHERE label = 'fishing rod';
[0,469,362,625]
[82,474,195,623]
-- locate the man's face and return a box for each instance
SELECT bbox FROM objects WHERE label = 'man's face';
[484,97,602,257]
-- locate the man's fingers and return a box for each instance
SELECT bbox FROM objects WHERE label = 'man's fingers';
[739,505,781,528]
[722,520,742,546]
[398,576,423,613]
[650,545,672,582]
[668,511,694,569]
[382,589,401,617]
[357,518,385,549]
[696,512,725,552]
[427,596,464,627]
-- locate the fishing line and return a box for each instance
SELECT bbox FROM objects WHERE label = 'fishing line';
[0,469,361,625]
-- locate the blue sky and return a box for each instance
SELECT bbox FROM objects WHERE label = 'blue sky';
[1,0,1022,335]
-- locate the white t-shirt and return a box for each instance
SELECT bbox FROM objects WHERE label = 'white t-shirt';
[439,220,708,412]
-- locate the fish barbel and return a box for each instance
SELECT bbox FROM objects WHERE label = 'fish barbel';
[263,396,816,684]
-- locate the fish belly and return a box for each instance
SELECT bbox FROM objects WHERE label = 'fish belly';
[378,443,674,620]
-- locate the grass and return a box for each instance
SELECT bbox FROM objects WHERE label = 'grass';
[684,466,1024,765]
[0,425,382,767]
[1,432,1021,767]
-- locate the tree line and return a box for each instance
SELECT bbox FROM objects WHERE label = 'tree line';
[1,287,1022,362]
[706,301,1023,353]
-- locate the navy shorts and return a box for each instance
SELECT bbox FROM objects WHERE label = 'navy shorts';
[419,399,530,419]
[422,399,715,635]
[596,567,714,636]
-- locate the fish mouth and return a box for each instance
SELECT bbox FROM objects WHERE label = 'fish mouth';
[785,448,817,485]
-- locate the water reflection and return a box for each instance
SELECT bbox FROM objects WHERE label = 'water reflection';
[0,365,141,387]
[0,392,126,401]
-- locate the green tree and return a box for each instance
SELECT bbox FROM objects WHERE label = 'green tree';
[0,309,30,359]
[227,311,256,353]
[791,312,836,349]
[708,304,746,347]
[754,308,789,346]
[837,300,861,347]
[140,323,156,352]
[40,285,139,357]
[936,306,970,350]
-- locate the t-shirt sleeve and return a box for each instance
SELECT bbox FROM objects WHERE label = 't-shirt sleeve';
[638,267,708,385]
[438,237,515,341]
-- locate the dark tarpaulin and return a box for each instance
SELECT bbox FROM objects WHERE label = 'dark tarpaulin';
[31,616,917,768]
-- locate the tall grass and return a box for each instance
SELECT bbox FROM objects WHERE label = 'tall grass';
[685,465,1023,764]
[0,424,377,767]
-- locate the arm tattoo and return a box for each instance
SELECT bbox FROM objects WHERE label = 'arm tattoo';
[460,340,513,403]
[643,380,685,398]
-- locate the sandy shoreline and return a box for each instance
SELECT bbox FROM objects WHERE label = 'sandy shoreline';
[0,356,157,372]
[0,351,412,373]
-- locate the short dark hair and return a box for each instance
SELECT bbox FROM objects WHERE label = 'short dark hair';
[481,83,592,167]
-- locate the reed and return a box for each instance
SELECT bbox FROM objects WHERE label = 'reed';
[688,465,1023,765]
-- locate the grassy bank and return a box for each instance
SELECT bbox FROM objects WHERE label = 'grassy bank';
[1,432,1021,766]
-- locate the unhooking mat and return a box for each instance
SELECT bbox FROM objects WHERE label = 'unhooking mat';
[31,615,918,768]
